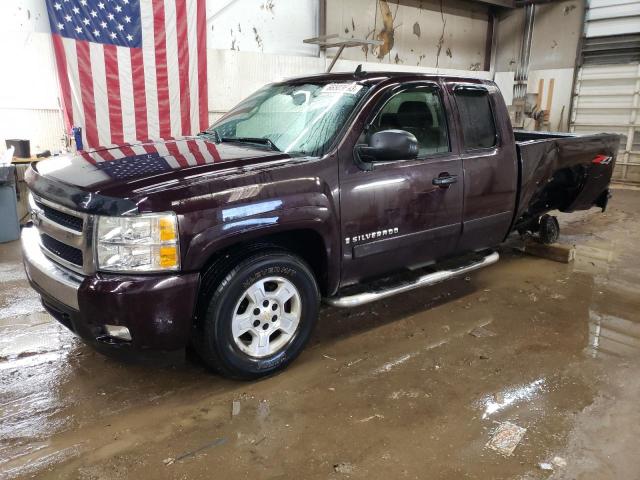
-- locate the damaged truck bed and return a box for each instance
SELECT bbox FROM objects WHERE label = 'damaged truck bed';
[513,131,619,233]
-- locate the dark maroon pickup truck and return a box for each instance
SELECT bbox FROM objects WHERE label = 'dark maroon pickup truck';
[22,71,619,378]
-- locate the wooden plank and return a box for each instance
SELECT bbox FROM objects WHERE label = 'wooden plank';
[12,157,39,164]
[535,78,544,110]
[521,239,575,264]
[545,78,555,120]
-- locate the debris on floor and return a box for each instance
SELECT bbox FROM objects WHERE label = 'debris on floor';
[346,358,363,368]
[538,457,567,471]
[334,462,354,474]
[257,400,270,419]
[486,421,527,456]
[171,437,227,464]
[553,456,567,468]
[469,325,497,338]
[232,400,241,417]
[357,413,384,423]
[539,456,568,471]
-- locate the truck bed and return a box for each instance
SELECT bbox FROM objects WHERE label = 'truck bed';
[511,130,620,231]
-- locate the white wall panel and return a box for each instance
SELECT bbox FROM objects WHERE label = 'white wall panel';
[207,49,324,115]
[208,0,319,56]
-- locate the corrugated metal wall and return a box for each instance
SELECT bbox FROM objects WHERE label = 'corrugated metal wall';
[570,0,640,183]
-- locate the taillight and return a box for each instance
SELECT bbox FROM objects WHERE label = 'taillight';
[592,154,612,165]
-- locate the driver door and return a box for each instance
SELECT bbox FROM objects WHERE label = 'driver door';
[339,83,463,285]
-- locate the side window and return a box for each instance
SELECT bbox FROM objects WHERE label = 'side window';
[454,88,497,150]
[369,86,450,156]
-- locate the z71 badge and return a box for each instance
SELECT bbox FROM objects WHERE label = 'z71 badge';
[345,227,399,245]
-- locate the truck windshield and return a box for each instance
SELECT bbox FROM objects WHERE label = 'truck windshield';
[207,82,369,157]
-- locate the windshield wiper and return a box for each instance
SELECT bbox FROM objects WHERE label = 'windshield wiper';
[198,129,221,143]
[219,137,280,152]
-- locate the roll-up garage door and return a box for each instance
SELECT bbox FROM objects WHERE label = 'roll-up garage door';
[570,0,640,183]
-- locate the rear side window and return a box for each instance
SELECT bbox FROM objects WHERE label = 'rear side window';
[454,88,497,150]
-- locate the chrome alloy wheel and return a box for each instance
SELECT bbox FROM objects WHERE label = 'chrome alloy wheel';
[231,276,302,358]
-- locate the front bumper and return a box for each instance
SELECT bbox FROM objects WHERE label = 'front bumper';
[22,225,83,309]
[21,226,200,351]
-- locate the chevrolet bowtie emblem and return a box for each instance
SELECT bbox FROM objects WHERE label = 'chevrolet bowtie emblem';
[31,210,42,226]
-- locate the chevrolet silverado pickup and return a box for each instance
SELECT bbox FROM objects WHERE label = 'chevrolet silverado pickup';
[22,70,619,379]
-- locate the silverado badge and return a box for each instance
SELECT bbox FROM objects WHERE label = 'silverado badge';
[345,227,399,245]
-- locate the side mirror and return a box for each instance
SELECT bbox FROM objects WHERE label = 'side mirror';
[356,130,419,166]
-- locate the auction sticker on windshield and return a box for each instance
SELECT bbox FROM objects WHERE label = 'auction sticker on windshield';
[321,83,364,95]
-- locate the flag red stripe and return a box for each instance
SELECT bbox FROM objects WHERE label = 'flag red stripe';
[142,142,156,154]
[130,48,148,142]
[119,145,137,157]
[186,140,205,165]
[96,148,116,161]
[79,150,96,165]
[76,41,99,148]
[152,0,171,139]
[165,141,189,167]
[203,140,221,162]
[175,0,191,135]
[196,0,208,131]
[104,44,123,144]
[51,35,73,133]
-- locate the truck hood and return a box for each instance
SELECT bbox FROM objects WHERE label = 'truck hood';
[26,137,294,215]
[34,137,291,192]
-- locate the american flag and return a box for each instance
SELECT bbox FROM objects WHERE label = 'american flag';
[77,138,221,170]
[45,0,208,150]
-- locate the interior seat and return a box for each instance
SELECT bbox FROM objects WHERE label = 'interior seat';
[396,101,441,151]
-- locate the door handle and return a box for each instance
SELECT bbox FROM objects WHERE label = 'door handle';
[432,174,458,188]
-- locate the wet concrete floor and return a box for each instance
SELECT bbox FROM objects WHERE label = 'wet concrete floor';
[1,185,639,479]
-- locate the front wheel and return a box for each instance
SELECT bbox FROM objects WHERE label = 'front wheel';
[194,250,320,379]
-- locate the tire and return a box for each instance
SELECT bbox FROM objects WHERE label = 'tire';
[193,249,320,380]
[538,214,560,244]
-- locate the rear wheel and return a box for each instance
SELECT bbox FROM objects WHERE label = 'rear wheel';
[194,250,319,379]
[538,214,560,244]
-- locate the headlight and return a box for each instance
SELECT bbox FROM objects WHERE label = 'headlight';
[96,212,180,272]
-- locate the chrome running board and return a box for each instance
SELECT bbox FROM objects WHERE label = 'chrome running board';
[325,250,499,308]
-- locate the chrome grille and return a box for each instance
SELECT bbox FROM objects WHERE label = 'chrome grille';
[34,200,83,232]
[40,234,83,266]
[29,192,95,274]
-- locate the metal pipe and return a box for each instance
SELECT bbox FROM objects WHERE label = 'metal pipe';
[326,44,345,72]
[484,9,496,72]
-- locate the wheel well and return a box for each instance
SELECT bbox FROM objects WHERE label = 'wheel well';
[200,229,330,296]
